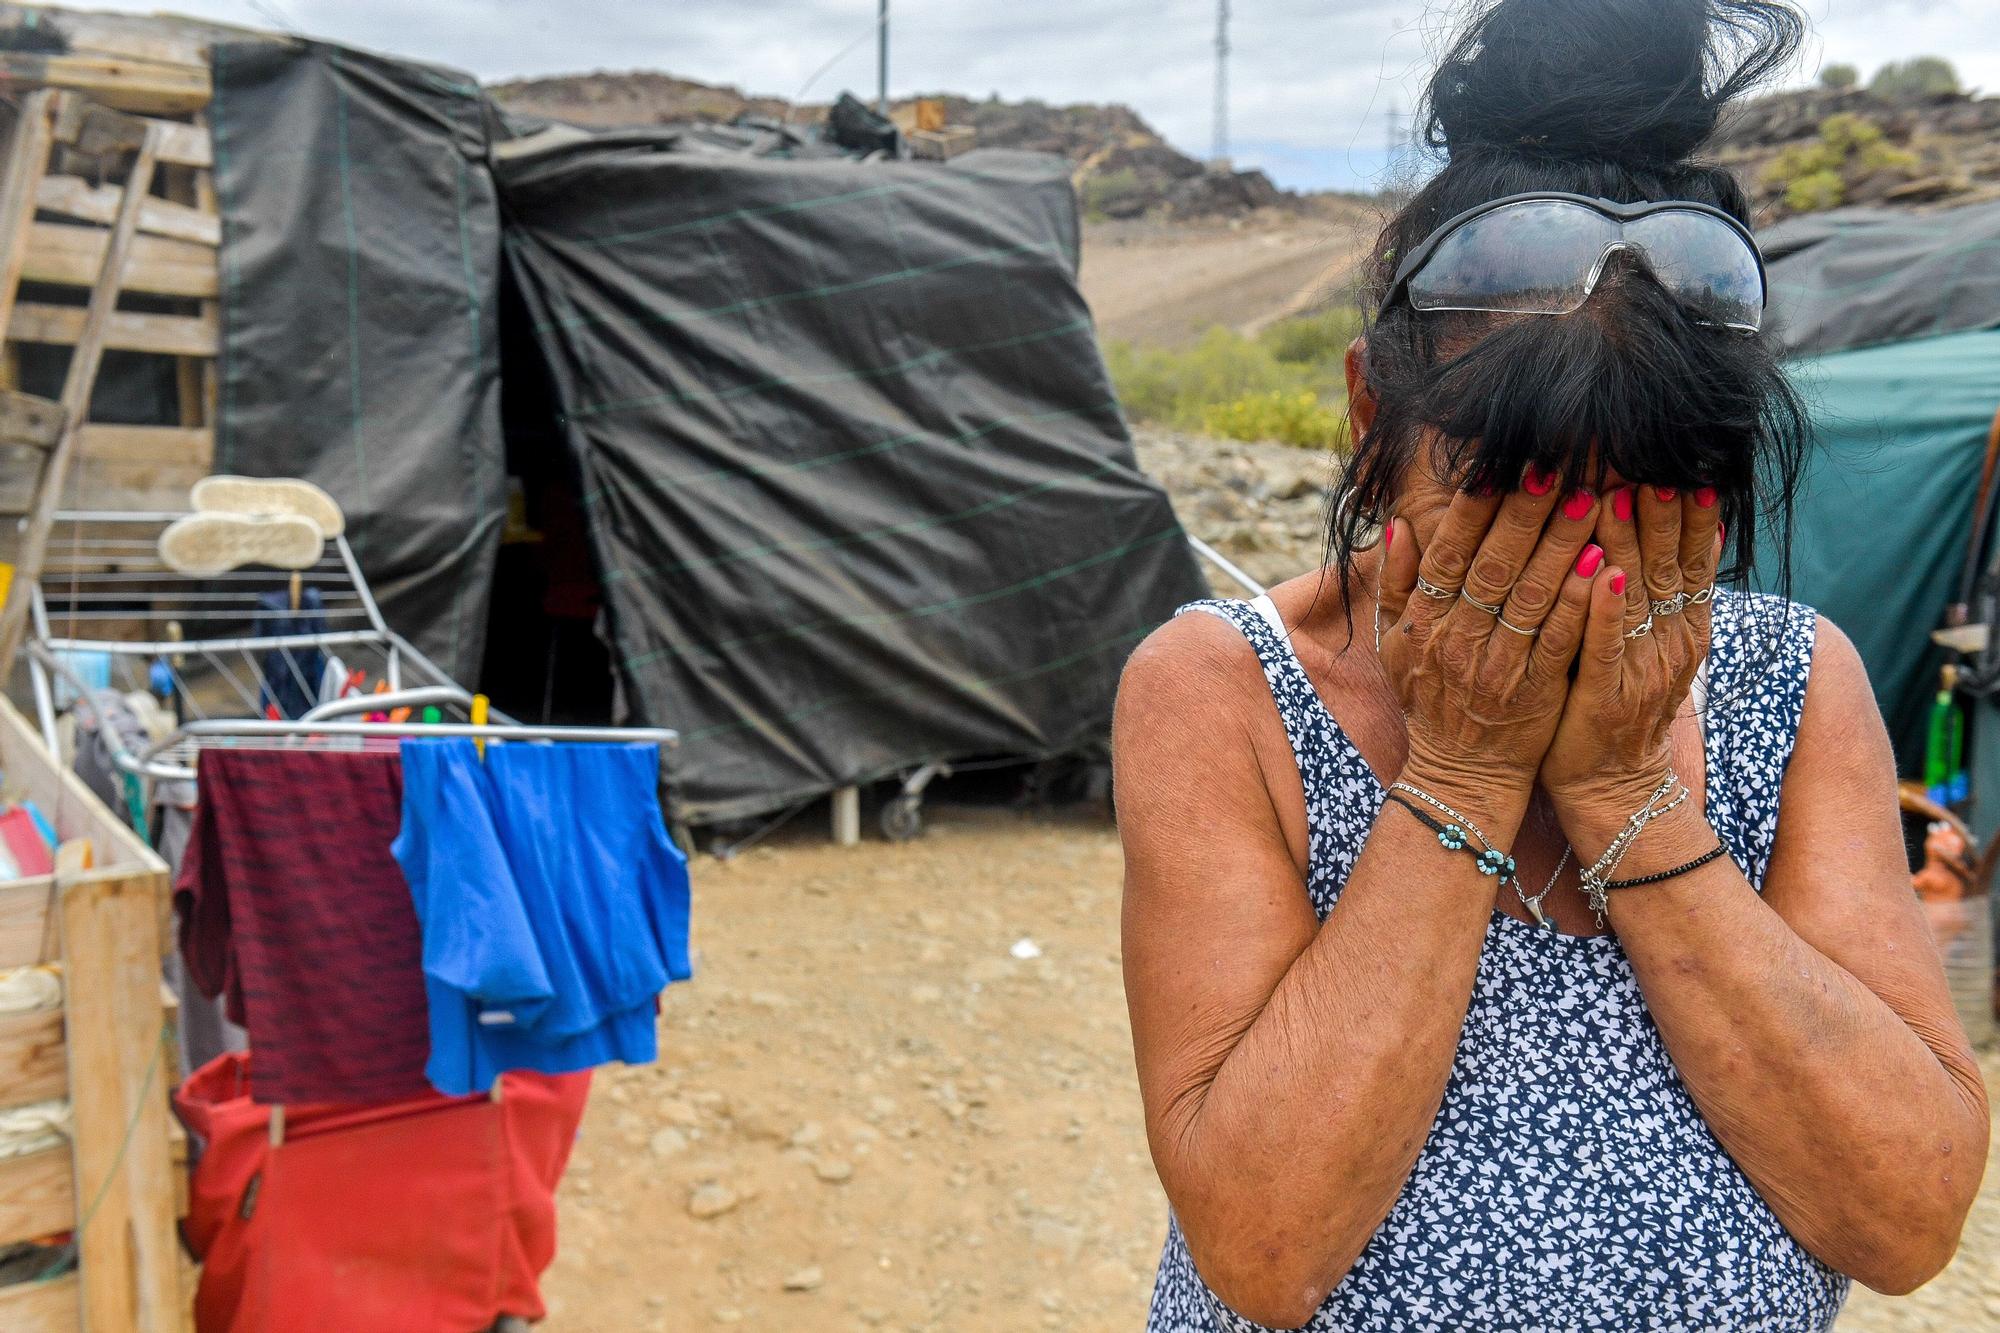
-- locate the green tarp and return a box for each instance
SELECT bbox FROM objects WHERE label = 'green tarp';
[1755,326,2000,782]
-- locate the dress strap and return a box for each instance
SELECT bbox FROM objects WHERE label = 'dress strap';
[1249,592,1288,640]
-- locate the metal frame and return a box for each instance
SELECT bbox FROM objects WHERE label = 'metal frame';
[27,511,676,783]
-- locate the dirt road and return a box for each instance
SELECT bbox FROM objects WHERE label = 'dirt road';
[1080,209,1374,348]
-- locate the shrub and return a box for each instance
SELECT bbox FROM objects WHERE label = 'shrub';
[1869,57,1959,100]
[1201,390,1348,449]
[1258,305,1363,367]
[1081,168,1146,221]
[1764,112,1918,214]
[1783,169,1845,213]
[1104,314,1356,449]
[1819,63,1858,91]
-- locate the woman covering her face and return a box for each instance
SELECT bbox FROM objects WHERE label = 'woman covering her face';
[1114,1,1990,1328]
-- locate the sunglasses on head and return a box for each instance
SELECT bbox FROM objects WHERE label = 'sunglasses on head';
[1381,191,1769,335]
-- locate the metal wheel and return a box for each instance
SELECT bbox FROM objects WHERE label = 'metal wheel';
[881,794,924,842]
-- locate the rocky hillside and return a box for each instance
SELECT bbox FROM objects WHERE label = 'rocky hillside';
[488,73,1290,221]
[1713,85,2000,218]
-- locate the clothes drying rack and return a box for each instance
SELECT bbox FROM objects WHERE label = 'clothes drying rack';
[24,510,676,782]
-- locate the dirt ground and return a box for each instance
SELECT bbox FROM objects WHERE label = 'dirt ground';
[1079,208,1374,348]
[538,805,1998,1332]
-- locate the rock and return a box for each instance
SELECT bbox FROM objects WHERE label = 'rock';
[687,1183,740,1220]
[788,1121,824,1148]
[659,1098,701,1127]
[813,1156,854,1183]
[712,1309,743,1324]
[649,1127,689,1158]
[782,1266,824,1292]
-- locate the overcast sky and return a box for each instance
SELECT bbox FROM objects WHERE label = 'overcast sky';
[78,0,2000,190]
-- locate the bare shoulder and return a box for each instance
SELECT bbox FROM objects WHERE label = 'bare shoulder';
[1795,613,1884,754]
[1112,600,1264,748]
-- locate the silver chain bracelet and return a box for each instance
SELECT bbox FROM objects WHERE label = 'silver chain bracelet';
[1577,770,1688,926]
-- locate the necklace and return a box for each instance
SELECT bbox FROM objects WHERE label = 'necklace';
[1517,843,1569,929]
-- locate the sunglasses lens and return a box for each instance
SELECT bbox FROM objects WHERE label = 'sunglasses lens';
[1403,199,1765,332]
[1408,201,1614,317]
[1626,210,1766,332]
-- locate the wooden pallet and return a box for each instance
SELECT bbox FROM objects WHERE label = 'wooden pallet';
[0,70,220,581]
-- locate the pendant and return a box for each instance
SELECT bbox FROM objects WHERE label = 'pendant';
[1525,898,1548,926]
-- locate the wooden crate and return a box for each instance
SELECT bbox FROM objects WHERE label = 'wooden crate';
[0,694,180,1331]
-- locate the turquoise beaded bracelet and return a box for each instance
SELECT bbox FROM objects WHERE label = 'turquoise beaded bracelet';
[1383,791,1518,887]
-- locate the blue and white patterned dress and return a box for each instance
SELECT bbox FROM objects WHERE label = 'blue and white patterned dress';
[1145,589,1849,1332]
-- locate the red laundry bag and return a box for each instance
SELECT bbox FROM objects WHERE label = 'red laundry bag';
[176,1052,590,1333]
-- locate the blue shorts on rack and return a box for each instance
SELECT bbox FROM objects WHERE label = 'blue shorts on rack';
[392,739,692,1096]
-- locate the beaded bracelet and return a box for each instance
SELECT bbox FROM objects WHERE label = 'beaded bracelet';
[1602,843,1728,891]
[1383,789,1518,888]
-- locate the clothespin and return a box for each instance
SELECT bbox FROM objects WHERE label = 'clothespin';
[288,571,302,611]
[365,678,391,724]
[471,693,490,759]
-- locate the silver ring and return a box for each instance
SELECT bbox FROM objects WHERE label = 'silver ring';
[1414,575,1455,600]
[1496,615,1539,637]
[1624,615,1655,640]
[1687,585,1715,605]
[1460,590,1505,616]
[1650,594,1686,617]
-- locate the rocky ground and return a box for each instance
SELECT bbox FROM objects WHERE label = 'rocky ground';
[538,803,1996,1331]
[1129,426,1337,593]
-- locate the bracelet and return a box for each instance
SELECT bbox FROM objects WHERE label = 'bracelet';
[1602,843,1728,890]
[1384,789,1518,887]
[1577,770,1688,926]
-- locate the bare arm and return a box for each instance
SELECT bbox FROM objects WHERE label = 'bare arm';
[1117,616,1513,1327]
[1119,482,1603,1326]
[1549,485,1986,1291]
[1565,620,1988,1292]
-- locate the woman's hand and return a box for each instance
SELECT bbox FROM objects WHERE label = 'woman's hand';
[1540,484,1723,841]
[1377,470,1605,838]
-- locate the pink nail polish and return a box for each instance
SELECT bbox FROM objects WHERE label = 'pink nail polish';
[1653,485,1677,502]
[1610,570,1627,595]
[1576,544,1604,578]
[1562,490,1595,521]
[1695,485,1718,508]
[1612,487,1634,522]
[1523,465,1555,497]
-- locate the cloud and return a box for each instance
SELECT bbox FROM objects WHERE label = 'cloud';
[63,0,2000,190]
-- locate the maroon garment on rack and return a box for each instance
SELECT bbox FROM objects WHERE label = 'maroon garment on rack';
[176,749,432,1103]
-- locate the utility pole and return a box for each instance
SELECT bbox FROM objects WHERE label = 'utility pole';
[1211,0,1230,164]
[877,0,890,115]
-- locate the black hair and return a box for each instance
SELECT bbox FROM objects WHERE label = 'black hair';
[1328,0,1810,638]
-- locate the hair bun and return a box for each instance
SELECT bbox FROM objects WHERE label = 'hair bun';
[1423,0,1804,167]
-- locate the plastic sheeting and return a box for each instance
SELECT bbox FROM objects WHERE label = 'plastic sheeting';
[1761,199,2000,360]
[497,140,1207,823]
[1754,328,2000,766]
[208,41,505,683]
